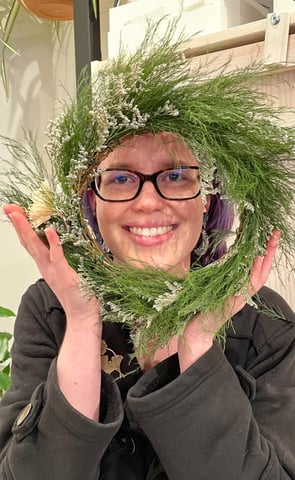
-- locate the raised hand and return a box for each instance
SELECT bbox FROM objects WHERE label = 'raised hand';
[3,203,102,419]
[178,230,281,372]
[3,204,99,326]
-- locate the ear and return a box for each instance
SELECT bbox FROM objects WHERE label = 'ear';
[88,188,97,212]
[203,194,211,213]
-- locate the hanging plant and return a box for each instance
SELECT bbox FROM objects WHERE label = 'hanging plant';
[0,0,98,98]
[0,0,21,98]
[18,0,74,20]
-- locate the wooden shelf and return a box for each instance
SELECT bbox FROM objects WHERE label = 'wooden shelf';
[184,12,295,58]
[182,12,295,116]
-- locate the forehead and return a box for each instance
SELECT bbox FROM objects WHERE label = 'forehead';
[99,132,197,170]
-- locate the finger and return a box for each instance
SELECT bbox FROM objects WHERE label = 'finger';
[44,228,80,288]
[266,229,281,252]
[249,230,281,295]
[5,210,49,260]
[258,230,280,281]
[44,227,65,263]
[3,203,27,218]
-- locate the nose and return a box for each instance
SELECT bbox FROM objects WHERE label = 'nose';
[132,180,166,211]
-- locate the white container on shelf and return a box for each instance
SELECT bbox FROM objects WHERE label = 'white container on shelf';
[274,0,295,12]
[107,0,268,58]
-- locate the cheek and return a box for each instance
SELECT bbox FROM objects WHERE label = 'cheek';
[184,200,205,236]
[95,201,125,247]
[185,206,205,255]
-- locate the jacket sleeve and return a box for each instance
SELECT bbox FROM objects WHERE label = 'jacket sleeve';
[0,281,124,480]
[127,290,295,480]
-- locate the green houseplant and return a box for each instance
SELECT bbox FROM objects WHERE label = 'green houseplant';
[0,306,15,398]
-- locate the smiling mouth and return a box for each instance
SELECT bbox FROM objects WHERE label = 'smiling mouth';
[128,225,174,237]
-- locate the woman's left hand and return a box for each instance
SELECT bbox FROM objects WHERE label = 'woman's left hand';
[177,229,281,372]
[141,230,280,373]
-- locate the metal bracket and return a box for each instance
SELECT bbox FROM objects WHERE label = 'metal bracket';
[264,12,291,65]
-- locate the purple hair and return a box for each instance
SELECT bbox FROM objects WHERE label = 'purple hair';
[82,189,103,246]
[192,194,235,267]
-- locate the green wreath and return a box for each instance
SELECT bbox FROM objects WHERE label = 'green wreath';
[1,20,295,352]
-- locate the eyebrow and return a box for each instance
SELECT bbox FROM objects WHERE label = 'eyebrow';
[106,158,196,169]
[106,163,135,169]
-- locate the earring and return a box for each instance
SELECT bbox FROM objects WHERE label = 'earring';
[101,241,110,254]
[194,213,209,257]
[90,212,110,253]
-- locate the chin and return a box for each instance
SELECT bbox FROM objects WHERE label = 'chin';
[112,244,191,272]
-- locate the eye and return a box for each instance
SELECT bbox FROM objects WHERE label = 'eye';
[103,171,138,186]
[161,169,185,183]
[167,170,183,182]
[113,174,130,184]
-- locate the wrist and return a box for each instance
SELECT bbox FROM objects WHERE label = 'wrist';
[66,317,101,333]
[57,320,102,420]
[178,327,214,373]
[65,308,101,334]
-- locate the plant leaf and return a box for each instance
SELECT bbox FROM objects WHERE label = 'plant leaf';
[0,0,20,98]
[0,371,12,392]
[0,37,20,54]
[1,0,20,45]
[0,332,12,362]
[0,306,15,317]
[92,0,98,19]
[2,363,11,376]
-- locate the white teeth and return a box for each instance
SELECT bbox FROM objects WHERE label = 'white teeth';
[129,226,173,237]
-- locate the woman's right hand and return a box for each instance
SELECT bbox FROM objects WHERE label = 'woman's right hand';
[3,204,102,420]
[3,204,99,326]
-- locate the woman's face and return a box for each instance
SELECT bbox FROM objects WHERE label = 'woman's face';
[94,132,206,274]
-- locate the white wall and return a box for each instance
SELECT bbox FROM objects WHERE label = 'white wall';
[0,9,75,332]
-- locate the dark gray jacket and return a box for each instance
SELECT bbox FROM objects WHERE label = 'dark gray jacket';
[0,280,295,479]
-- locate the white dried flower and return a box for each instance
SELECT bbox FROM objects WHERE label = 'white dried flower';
[244,202,255,213]
[153,281,183,312]
[29,181,55,228]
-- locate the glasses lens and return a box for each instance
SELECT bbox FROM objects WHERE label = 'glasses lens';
[96,170,139,201]
[157,167,200,199]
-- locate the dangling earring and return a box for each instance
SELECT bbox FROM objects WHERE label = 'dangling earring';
[91,210,110,253]
[98,229,110,253]
[194,213,209,257]
[101,240,110,254]
[90,211,110,253]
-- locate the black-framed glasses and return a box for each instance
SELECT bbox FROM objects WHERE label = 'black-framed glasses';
[91,166,200,202]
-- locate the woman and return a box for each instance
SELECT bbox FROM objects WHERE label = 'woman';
[1,22,295,480]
